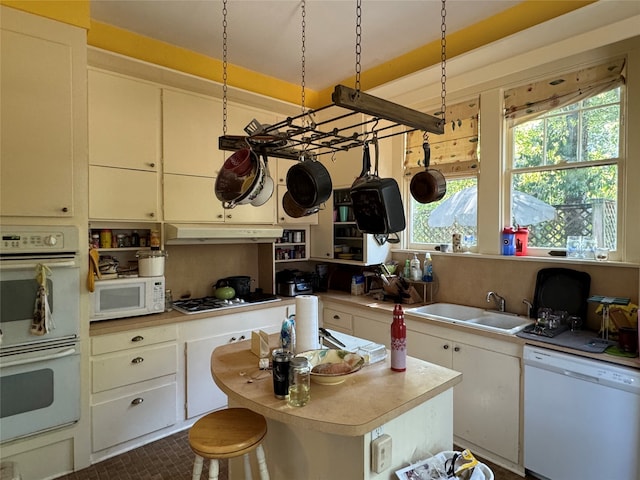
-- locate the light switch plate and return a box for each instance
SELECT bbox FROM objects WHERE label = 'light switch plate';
[371,434,392,473]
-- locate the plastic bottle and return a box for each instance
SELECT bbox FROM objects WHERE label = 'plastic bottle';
[131,230,140,247]
[391,304,407,372]
[403,259,411,278]
[423,253,433,282]
[410,253,422,281]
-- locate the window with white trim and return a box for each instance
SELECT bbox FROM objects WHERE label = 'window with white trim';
[407,99,479,249]
[505,59,625,254]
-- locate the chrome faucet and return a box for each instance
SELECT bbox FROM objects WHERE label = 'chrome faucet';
[522,299,533,318]
[486,291,506,312]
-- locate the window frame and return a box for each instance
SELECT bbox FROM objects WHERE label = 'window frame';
[504,84,625,259]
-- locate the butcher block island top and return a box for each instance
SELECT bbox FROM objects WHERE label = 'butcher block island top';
[211,335,462,479]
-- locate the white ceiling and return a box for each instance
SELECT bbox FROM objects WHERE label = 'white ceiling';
[90,0,523,91]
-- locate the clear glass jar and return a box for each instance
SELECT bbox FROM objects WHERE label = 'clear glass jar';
[165,289,173,312]
[288,357,310,407]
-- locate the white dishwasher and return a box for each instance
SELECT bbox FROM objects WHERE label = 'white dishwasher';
[523,345,640,480]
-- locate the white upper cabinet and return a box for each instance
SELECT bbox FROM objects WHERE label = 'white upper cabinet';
[89,70,161,172]
[163,89,222,177]
[1,7,85,217]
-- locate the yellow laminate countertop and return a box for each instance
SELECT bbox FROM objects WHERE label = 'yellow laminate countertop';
[210,334,462,437]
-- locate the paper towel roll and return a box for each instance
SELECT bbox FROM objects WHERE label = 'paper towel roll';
[295,295,320,353]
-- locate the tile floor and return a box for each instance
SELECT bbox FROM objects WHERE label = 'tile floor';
[55,429,534,479]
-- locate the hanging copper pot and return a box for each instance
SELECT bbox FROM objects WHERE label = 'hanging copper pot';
[410,142,447,204]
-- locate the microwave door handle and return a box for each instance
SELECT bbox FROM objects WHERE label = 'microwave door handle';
[0,259,78,270]
[0,347,78,369]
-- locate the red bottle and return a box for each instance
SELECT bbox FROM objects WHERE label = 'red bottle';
[391,304,407,372]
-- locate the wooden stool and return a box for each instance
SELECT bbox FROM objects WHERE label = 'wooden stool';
[188,407,270,480]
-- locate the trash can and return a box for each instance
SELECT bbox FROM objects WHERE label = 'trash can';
[395,450,494,480]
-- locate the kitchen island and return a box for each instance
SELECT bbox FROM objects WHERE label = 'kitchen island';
[211,335,462,479]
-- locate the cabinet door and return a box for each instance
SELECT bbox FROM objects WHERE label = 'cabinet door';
[163,89,222,177]
[452,342,520,463]
[224,196,276,224]
[323,308,353,334]
[89,165,159,221]
[407,330,453,369]
[164,174,224,222]
[353,315,390,348]
[185,332,250,418]
[1,16,78,217]
[310,191,335,259]
[89,70,161,171]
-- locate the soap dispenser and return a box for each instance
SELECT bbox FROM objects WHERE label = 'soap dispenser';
[410,253,422,281]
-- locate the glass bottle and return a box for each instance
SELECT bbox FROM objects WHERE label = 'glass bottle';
[410,253,422,281]
[391,304,407,372]
[165,289,173,312]
[287,357,311,407]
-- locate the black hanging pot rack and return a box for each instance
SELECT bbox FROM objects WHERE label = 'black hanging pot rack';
[218,85,445,161]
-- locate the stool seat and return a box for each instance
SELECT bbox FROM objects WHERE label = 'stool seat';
[188,408,269,480]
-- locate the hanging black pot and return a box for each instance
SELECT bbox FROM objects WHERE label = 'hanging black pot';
[286,158,332,208]
[350,140,406,235]
[410,142,447,204]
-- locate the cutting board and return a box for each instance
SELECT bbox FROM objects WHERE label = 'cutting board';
[532,267,591,320]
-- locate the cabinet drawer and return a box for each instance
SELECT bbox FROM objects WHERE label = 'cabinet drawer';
[92,344,177,393]
[92,382,176,452]
[323,308,353,331]
[92,325,177,355]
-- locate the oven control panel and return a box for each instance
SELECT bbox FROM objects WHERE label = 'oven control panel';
[0,226,79,254]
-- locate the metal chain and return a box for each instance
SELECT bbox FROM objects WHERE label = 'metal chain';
[300,0,306,114]
[440,0,447,122]
[222,0,228,135]
[354,0,362,92]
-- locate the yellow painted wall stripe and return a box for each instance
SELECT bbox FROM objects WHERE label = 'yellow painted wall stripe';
[1,0,90,29]
[3,0,595,108]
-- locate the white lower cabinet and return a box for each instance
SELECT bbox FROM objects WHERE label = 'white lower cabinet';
[180,305,291,419]
[351,306,522,469]
[90,325,178,455]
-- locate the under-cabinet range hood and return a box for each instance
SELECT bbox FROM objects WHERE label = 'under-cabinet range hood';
[164,223,284,245]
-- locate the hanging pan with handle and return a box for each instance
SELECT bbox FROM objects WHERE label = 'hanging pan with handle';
[350,138,406,235]
[286,156,332,209]
[410,140,447,204]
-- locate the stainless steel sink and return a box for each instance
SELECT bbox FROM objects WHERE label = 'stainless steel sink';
[406,303,534,334]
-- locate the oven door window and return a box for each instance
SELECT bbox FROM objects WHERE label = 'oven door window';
[98,284,144,313]
[0,263,79,346]
[0,345,80,443]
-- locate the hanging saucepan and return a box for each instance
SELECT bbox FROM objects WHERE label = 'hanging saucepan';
[410,142,447,204]
[350,139,406,235]
[215,148,265,209]
[282,191,320,218]
[286,157,332,208]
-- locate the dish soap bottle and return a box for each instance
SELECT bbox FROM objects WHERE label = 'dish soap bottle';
[423,253,433,282]
[391,304,407,372]
[410,253,422,281]
[403,258,411,278]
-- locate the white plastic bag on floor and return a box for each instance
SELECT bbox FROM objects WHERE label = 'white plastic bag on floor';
[395,450,493,480]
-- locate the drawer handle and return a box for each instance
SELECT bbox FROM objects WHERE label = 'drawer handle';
[454,346,461,352]
[131,357,144,364]
[131,397,144,406]
[230,337,237,342]
[239,335,246,341]
[333,315,341,320]
[443,344,449,350]
[131,336,144,342]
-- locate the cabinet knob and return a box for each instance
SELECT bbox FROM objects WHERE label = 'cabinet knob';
[443,344,449,350]
[131,397,144,406]
[131,357,144,364]
[148,212,155,218]
[226,214,232,219]
[239,335,246,341]
[230,336,237,342]
[217,214,224,219]
[61,207,69,213]
[333,315,340,320]
[149,162,156,168]
[454,346,461,352]
[279,217,285,222]
[131,335,144,342]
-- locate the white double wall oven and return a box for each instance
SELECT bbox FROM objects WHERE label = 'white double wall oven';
[0,225,81,443]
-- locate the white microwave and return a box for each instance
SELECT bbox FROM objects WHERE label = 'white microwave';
[90,276,165,321]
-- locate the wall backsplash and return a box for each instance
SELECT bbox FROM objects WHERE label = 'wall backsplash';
[392,252,639,331]
[164,244,261,299]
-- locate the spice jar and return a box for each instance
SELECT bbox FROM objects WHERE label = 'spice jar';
[99,229,112,249]
[287,357,311,407]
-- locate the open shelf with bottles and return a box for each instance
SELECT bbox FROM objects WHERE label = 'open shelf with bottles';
[333,188,364,262]
[274,227,309,262]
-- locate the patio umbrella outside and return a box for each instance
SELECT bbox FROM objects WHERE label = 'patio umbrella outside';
[427,185,556,227]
